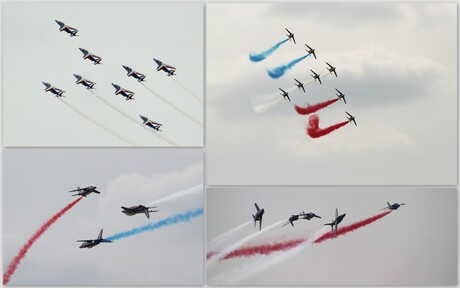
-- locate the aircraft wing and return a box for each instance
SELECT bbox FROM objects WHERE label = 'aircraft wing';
[318,77,322,84]
[345,111,352,117]
[333,70,337,77]
[335,208,338,219]
[287,95,291,102]
[68,188,83,192]
[326,62,332,68]
[285,28,291,34]
[301,86,305,93]
[312,51,316,59]
[164,64,176,70]
[144,209,150,219]
[259,218,262,231]
[254,203,260,212]
[292,36,296,44]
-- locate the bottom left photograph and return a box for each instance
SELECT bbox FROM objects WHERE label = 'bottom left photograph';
[3,148,203,285]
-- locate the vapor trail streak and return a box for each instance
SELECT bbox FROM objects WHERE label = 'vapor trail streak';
[249,38,289,62]
[295,98,339,115]
[307,114,349,138]
[267,54,309,79]
[208,221,253,253]
[148,183,203,207]
[171,78,203,103]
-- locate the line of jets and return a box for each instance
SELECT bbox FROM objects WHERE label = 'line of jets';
[252,201,405,235]
[282,28,358,126]
[68,185,159,248]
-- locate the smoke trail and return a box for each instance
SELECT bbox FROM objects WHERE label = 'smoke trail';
[295,98,339,115]
[314,211,392,243]
[208,221,253,252]
[267,54,309,79]
[3,197,83,285]
[223,238,304,259]
[106,208,203,241]
[140,83,203,127]
[148,183,203,207]
[58,98,137,145]
[171,78,203,103]
[249,38,289,62]
[89,91,176,146]
[306,114,349,138]
[250,92,284,113]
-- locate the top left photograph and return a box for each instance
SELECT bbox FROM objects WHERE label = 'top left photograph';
[3,3,203,147]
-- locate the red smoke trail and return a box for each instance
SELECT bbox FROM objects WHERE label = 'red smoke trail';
[3,197,83,285]
[295,98,339,115]
[314,210,392,243]
[222,238,305,260]
[307,114,349,138]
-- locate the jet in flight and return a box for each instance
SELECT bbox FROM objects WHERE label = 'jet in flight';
[326,62,337,77]
[324,208,346,236]
[77,229,112,249]
[79,48,102,65]
[122,65,146,82]
[294,78,306,93]
[55,20,78,37]
[305,44,316,59]
[139,115,163,131]
[153,58,176,76]
[252,203,265,231]
[68,185,101,197]
[335,88,346,104]
[310,69,322,84]
[73,74,96,90]
[282,211,321,227]
[42,82,65,97]
[112,83,135,100]
[381,202,406,210]
[121,205,159,219]
[279,88,291,102]
[345,111,357,126]
[285,28,296,44]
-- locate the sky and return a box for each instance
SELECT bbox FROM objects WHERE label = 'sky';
[206,3,457,185]
[207,186,457,285]
[3,3,203,147]
[3,148,203,285]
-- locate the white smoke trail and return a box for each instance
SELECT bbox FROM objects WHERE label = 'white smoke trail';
[140,83,203,127]
[208,221,253,251]
[171,78,203,103]
[207,219,286,267]
[148,183,203,207]
[89,91,176,146]
[58,98,137,145]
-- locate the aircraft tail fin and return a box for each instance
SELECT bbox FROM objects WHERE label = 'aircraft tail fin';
[97,229,103,239]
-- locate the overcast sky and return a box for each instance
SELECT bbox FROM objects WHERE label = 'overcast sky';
[206,3,457,185]
[3,148,203,285]
[3,3,203,147]
[207,186,457,285]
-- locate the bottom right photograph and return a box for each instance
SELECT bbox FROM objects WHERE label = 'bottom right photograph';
[206,187,457,285]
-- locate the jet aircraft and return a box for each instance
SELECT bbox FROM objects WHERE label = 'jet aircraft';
[294,78,306,93]
[153,58,176,76]
[305,44,316,59]
[121,205,159,219]
[122,65,146,82]
[282,211,321,227]
[42,82,64,97]
[345,111,357,126]
[310,69,322,84]
[324,208,346,236]
[73,74,95,90]
[55,20,78,37]
[139,115,163,131]
[285,28,296,44]
[381,202,406,210]
[279,88,291,102]
[77,229,112,249]
[79,48,102,65]
[335,88,346,104]
[252,203,265,231]
[112,83,135,100]
[68,185,101,197]
[326,62,337,77]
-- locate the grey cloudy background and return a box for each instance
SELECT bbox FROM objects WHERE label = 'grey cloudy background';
[3,148,203,285]
[206,3,457,185]
[207,186,457,285]
[3,3,203,147]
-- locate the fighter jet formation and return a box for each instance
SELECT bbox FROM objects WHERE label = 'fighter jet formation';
[77,229,112,249]
[79,48,102,65]
[140,115,163,131]
[381,202,406,210]
[73,74,96,90]
[282,211,321,227]
[55,20,78,37]
[121,205,159,219]
[310,69,322,85]
[123,65,146,82]
[42,82,65,97]
[279,88,291,102]
[285,28,296,44]
[252,203,265,231]
[154,58,177,76]
[68,185,101,197]
[346,111,357,126]
[112,83,135,100]
[305,44,316,59]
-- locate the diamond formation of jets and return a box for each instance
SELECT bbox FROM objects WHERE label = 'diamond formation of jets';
[252,203,265,231]
[153,58,176,76]
[73,74,96,90]
[324,208,346,236]
[310,69,322,85]
[326,62,337,77]
[122,65,146,82]
[121,205,159,219]
[79,48,102,65]
[77,229,112,249]
[345,111,357,126]
[112,83,135,100]
[381,202,406,211]
[68,185,101,197]
[305,43,316,59]
[139,115,163,131]
[335,88,346,104]
[294,78,306,93]
[279,88,291,102]
[285,28,295,44]
[55,20,78,37]
[42,82,65,97]
[282,211,321,227]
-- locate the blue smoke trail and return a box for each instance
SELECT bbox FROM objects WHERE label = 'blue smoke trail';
[106,208,203,241]
[249,39,289,62]
[267,54,309,79]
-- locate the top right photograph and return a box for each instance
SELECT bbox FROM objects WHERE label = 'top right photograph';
[206,3,457,186]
